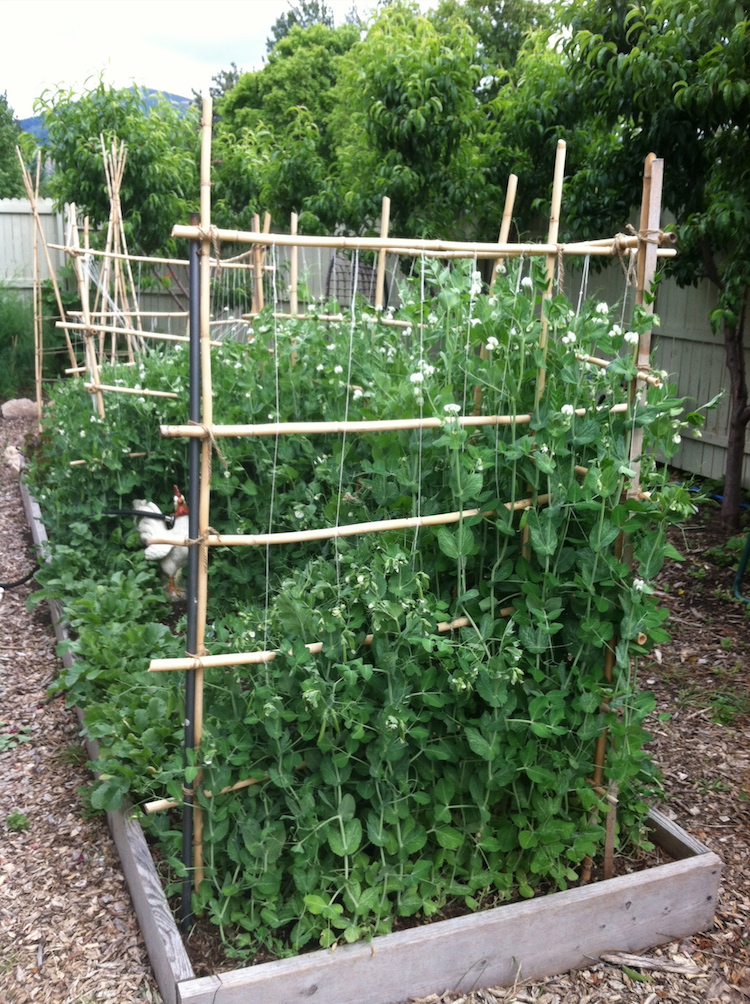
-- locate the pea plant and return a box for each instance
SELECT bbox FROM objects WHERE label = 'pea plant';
[28,258,700,958]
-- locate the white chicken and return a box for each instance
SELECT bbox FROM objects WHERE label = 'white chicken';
[133,486,190,596]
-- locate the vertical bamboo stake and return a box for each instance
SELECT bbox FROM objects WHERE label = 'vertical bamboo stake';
[15,147,77,371]
[375,196,391,311]
[475,174,519,414]
[192,93,215,891]
[629,154,662,497]
[32,153,43,429]
[490,173,518,293]
[535,140,566,407]
[290,212,299,319]
[71,209,105,418]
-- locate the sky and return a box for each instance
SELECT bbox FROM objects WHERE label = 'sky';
[1,0,397,120]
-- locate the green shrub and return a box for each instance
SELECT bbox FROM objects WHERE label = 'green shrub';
[0,284,34,399]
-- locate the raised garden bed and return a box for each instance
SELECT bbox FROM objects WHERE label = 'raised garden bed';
[22,479,722,1004]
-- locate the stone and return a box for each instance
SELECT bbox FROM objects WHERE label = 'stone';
[1,398,38,419]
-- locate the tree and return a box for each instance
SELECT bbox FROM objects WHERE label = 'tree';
[562,0,750,526]
[192,62,243,108]
[0,93,26,199]
[37,81,199,255]
[213,21,359,229]
[328,1,488,236]
[430,0,553,97]
[266,1,335,52]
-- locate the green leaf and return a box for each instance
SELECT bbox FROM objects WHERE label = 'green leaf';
[435,826,464,849]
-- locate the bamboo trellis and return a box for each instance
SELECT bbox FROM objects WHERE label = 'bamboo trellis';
[135,98,671,931]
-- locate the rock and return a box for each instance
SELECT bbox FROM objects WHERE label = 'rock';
[4,445,23,479]
[1,398,38,419]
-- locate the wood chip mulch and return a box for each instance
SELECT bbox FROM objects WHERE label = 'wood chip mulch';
[0,414,162,1004]
[1,409,749,1003]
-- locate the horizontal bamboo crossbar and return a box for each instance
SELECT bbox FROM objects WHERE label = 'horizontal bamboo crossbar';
[148,611,513,675]
[85,383,178,400]
[146,494,549,549]
[51,243,262,271]
[58,321,222,347]
[68,310,189,319]
[171,226,678,260]
[69,452,147,467]
[160,403,628,441]
[577,352,663,387]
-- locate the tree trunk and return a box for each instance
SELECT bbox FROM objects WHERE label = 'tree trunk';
[721,302,750,529]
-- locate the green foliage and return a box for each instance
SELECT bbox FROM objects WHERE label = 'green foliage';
[0,92,25,199]
[0,285,34,399]
[0,722,32,753]
[37,80,199,255]
[266,1,335,52]
[6,811,29,832]
[27,260,697,957]
[431,0,553,94]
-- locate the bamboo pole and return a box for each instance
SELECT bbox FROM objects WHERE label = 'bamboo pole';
[68,310,190,319]
[191,94,216,890]
[475,173,519,414]
[159,403,627,440]
[536,140,566,406]
[70,208,105,418]
[629,154,663,498]
[149,609,515,675]
[147,493,552,551]
[490,173,518,293]
[15,147,78,371]
[52,244,273,271]
[32,152,43,429]
[170,225,677,259]
[576,352,663,387]
[289,212,299,319]
[58,320,221,347]
[84,383,178,399]
[375,196,391,311]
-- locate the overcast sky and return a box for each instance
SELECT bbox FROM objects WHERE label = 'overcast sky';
[1,0,402,120]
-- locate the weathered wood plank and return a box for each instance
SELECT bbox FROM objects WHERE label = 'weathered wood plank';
[20,480,196,1004]
[177,851,721,1004]
[646,805,713,859]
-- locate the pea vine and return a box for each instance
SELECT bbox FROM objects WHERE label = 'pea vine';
[28,258,701,958]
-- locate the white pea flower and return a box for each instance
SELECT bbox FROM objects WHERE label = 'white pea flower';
[334,364,343,374]
[427,313,438,324]
[385,715,399,731]
[470,317,481,327]
[486,336,499,352]
[561,331,576,346]
[410,371,424,384]
[326,343,335,351]
[673,434,682,444]
[444,403,461,416]
[595,301,609,315]
[294,510,304,519]
[316,363,324,372]
[624,330,639,345]
[352,388,363,400]
[521,276,533,288]
[561,404,575,417]
[488,296,497,306]
[79,429,86,438]
[633,578,645,592]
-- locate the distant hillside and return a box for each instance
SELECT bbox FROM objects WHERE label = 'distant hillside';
[19,88,193,144]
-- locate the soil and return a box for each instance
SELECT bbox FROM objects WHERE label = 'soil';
[1,408,749,1002]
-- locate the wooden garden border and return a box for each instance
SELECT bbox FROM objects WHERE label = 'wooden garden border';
[20,478,722,1004]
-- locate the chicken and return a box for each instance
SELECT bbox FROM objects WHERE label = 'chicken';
[133,486,189,596]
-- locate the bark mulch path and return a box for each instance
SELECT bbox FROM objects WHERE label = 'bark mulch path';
[1,407,748,1002]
